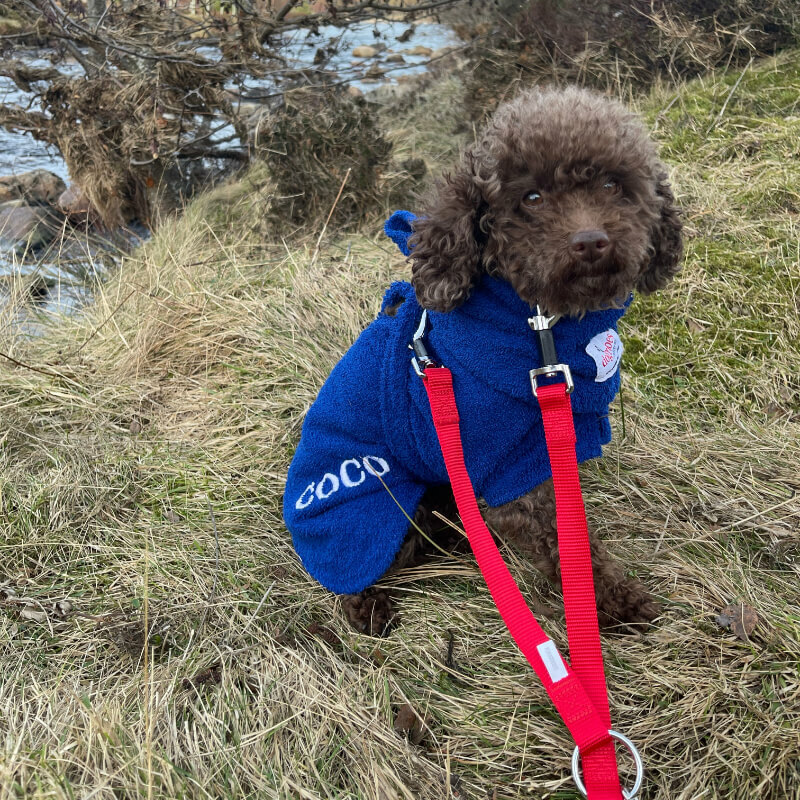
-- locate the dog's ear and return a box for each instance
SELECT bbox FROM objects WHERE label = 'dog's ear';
[637,174,684,294]
[409,151,485,312]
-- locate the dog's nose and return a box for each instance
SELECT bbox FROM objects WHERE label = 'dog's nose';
[569,230,611,262]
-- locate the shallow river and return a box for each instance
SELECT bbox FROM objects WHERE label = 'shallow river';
[0,52,74,182]
[0,20,460,186]
[0,20,460,313]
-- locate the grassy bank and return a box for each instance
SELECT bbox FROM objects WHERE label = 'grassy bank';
[1,53,798,800]
[0,15,24,36]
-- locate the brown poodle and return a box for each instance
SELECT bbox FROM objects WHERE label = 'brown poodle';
[340,86,684,635]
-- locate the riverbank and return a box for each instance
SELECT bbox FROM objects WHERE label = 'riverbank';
[0,20,464,318]
[1,53,799,799]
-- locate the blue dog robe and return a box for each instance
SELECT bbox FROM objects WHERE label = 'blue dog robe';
[283,211,629,595]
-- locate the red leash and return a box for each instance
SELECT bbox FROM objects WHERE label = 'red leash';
[415,313,642,799]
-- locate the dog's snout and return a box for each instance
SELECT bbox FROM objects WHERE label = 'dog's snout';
[569,230,611,262]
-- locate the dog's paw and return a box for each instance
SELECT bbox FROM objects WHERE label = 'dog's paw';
[596,578,660,631]
[341,588,398,637]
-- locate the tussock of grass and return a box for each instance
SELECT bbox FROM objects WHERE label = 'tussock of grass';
[1,53,799,799]
[383,76,471,170]
[462,0,800,120]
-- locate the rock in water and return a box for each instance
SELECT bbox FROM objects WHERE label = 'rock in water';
[396,26,415,43]
[0,170,66,206]
[0,203,57,250]
[58,183,94,219]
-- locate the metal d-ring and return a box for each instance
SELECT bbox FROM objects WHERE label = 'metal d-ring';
[571,730,644,799]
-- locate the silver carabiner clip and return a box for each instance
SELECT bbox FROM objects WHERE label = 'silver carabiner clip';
[528,305,573,396]
[528,305,561,332]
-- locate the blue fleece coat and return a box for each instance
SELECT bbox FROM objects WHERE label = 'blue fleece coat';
[283,211,629,595]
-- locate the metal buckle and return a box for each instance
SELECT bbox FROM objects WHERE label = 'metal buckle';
[571,730,644,799]
[530,363,574,397]
[409,309,438,377]
[528,304,571,396]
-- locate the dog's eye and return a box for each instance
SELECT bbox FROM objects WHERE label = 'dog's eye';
[523,191,543,207]
[603,180,621,193]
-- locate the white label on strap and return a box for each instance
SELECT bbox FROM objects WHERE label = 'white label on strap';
[586,329,623,383]
[537,639,569,683]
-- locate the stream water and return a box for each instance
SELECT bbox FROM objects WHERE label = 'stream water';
[0,20,461,315]
[0,21,461,188]
[0,50,79,183]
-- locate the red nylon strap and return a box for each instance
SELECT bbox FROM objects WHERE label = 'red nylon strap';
[423,367,623,798]
[536,382,622,798]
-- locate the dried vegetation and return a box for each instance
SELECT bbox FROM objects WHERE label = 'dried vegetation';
[464,0,800,117]
[255,89,394,228]
[0,0,448,229]
[1,31,799,800]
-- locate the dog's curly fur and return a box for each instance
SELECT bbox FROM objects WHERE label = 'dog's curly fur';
[342,86,683,636]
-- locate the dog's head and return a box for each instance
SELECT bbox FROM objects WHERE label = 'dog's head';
[409,86,683,316]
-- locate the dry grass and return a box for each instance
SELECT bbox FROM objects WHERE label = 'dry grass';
[462,0,800,120]
[1,53,799,799]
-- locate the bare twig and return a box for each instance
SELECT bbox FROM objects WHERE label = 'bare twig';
[310,167,351,268]
[275,0,300,22]
[0,349,75,381]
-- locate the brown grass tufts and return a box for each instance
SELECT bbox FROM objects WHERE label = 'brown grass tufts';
[1,51,799,800]
[462,0,800,118]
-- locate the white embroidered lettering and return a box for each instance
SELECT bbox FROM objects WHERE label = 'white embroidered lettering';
[315,473,340,500]
[295,483,315,510]
[296,456,392,508]
[340,459,365,487]
[363,455,390,477]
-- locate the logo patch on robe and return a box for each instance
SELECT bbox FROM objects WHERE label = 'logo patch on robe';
[586,329,623,382]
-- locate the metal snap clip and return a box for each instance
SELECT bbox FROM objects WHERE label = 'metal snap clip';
[409,309,439,377]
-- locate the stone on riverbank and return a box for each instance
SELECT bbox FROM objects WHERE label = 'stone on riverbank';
[0,169,66,206]
[58,183,94,219]
[0,203,58,251]
[403,45,433,57]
